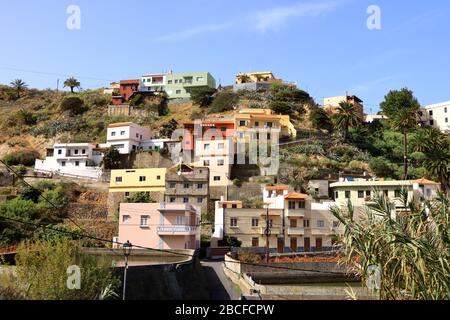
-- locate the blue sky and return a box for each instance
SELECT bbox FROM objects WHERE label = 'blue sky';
[0,0,449,112]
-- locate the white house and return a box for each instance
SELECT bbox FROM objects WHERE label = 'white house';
[421,101,450,133]
[102,122,154,154]
[34,143,104,180]
[139,74,167,93]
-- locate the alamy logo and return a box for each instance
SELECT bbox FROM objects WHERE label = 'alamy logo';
[66,265,81,290]
[66,5,81,30]
[367,5,381,30]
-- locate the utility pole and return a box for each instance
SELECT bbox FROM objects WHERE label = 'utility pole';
[56,78,60,92]
[264,204,270,263]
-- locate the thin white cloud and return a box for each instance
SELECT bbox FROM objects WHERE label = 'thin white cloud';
[350,75,400,93]
[253,1,341,33]
[154,23,231,42]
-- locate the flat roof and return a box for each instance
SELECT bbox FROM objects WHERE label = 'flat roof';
[330,179,439,188]
[425,101,450,109]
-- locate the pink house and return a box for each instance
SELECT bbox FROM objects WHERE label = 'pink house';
[117,203,201,250]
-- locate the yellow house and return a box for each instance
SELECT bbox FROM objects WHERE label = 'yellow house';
[235,71,282,84]
[234,108,297,140]
[109,168,167,193]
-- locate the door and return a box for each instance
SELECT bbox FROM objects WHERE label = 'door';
[277,237,284,253]
[304,237,310,252]
[290,237,298,252]
[316,237,323,252]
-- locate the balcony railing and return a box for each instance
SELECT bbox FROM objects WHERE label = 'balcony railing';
[311,227,333,235]
[288,227,305,235]
[157,225,198,235]
[259,227,281,235]
[286,209,305,217]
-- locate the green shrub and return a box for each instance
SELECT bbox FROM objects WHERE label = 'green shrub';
[209,92,238,113]
[59,96,86,115]
[3,148,40,166]
[15,109,37,125]
[125,192,154,203]
[369,156,395,178]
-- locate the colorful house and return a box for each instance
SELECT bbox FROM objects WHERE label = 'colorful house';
[165,72,216,99]
[109,168,167,194]
[111,80,140,105]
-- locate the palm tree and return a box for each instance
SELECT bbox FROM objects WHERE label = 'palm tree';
[334,102,360,142]
[410,127,442,153]
[389,107,420,179]
[425,149,450,192]
[63,77,81,93]
[10,79,28,99]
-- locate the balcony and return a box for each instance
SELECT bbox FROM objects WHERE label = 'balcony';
[311,227,334,236]
[164,188,208,196]
[157,225,198,235]
[259,227,281,235]
[286,209,305,217]
[288,227,305,235]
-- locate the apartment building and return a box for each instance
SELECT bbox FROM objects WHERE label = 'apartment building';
[213,185,342,253]
[182,119,235,152]
[165,72,216,99]
[234,108,297,140]
[421,101,450,133]
[164,165,209,213]
[117,203,200,250]
[34,143,104,180]
[139,74,166,93]
[330,178,441,216]
[233,71,283,92]
[193,136,232,187]
[323,95,365,121]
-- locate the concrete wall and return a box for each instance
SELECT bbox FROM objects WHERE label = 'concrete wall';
[108,105,159,118]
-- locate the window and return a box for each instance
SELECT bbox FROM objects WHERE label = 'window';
[345,191,350,199]
[446,118,448,123]
[366,190,371,197]
[183,197,189,203]
[156,175,161,180]
[61,161,66,167]
[290,219,297,228]
[429,110,433,116]
[218,143,224,149]
[197,183,203,189]
[75,161,80,167]
[214,176,221,181]
[140,215,149,227]
[298,201,305,209]
[204,144,210,150]
[445,107,448,113]
[168,80,172,84]
[121,131,125,136]
[184,183,190,189]
[394,189,401,198]
[139,176,146,182]
[174,79,178,84]
[252,218,259,227]
[82,149,86,154]
[266,122,273,128]
[255,121,259,127]
[217,159,224,166]
[288,201,296,209]
[125,192,130,197]
[230,218,238,227]
[74,149,79,155]
[384,190,389,197]
[140,135,143,139]
[197,198,203,204]
[122,215,130,222]
[196,77,204,82]
[430,120,434,126]
[169,182,176,188]
[268,219,273,228]
[176,90,181,94]
[303,219,310,228]
[115,176,122,182]
[232,204,237,209]
[267,133,271,140]
[170,197,176,203]
[335,191,338,199]
[111,131,116,137]
[136,133,139,138]
[239,120,246,127]
[252,237,259,247]
[221,127,226,132]
[176,216,186,225]
[203,160,210,166]
[358,190,364,198]
[317,220,325,228]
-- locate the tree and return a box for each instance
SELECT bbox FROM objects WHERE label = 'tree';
[101,147,121,170]
[269,101,294,116]
[16,109,37,125]
[125,192,154,203]
[0,198,38,244]
[369,156,395,178]
[159,119,178,138]
[190,87,216,108]
[331,192,450,300]
[309,107,333,133]
[20,186,42,203]
[59,96,86,116]
[10,79,28,99]
[380,88,421,179]
[209,91,239,113]
[9,239,119,300]
[64,77,81,93]
[333,102,361,142]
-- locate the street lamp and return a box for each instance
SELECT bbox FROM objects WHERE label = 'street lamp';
[122,240,132,300]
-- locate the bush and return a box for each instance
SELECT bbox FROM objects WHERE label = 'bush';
[125,192,154,203]
[15,109,37,125]
[101,148,121,169]
[59,96,86,115]
[3,148,40,166]
[369,156,395,178]
[190,87,216,108]
[209,92,238,113]
[16,165,27,176]
[7,139,28,148]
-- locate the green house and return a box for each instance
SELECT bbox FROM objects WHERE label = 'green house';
[165,72,216,99]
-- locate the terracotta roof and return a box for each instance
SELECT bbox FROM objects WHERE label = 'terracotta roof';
[284,192,308,200]
[108,122,133,128]
[120,79,140,84]
[183,120,235,125]
[265,185,289,191]
[414,178,440,185]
